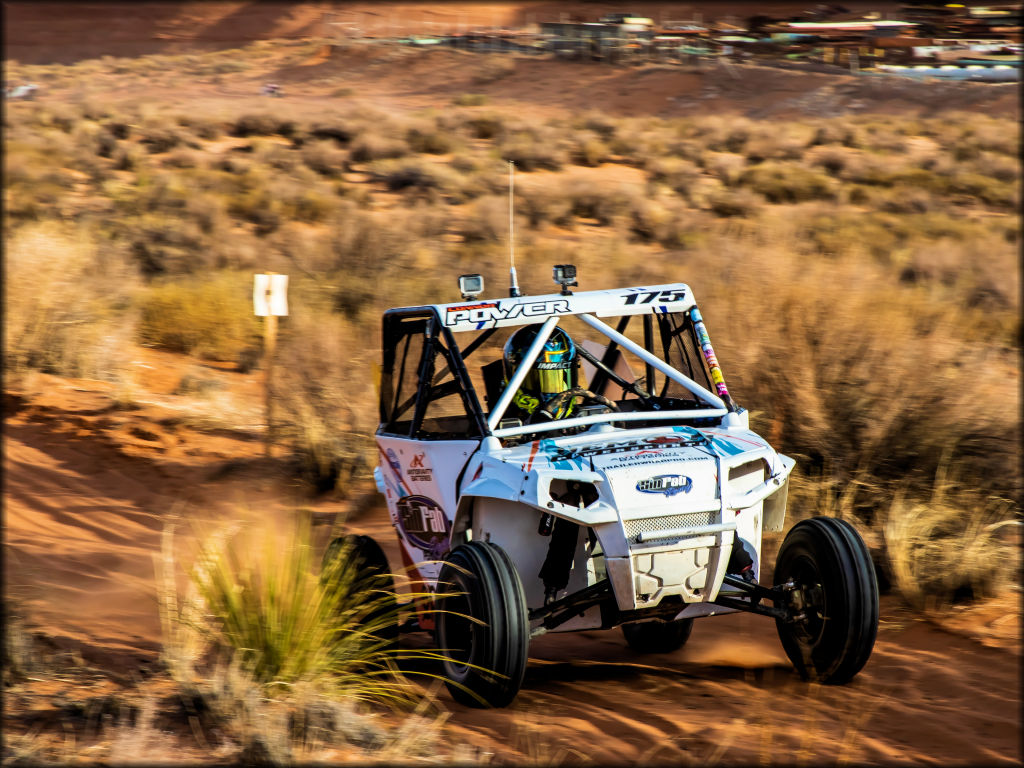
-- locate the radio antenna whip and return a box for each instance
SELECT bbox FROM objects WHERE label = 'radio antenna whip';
[508,160,521,297]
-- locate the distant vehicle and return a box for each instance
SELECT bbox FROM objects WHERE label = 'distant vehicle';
[5,84,39,100]
[331,266,878,708]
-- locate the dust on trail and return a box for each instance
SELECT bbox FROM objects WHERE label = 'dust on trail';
[4,366,1020,765]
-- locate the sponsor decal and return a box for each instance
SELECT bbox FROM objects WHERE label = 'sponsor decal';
[444,299,571,326]
[543,432,708,464]
[636,474,692,496]
[396,495,450,560]
[621,288,687,306]
[408,452,432,482]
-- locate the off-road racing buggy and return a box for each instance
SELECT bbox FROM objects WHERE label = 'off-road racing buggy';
[335,267,878,708]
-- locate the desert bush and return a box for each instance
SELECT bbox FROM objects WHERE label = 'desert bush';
[628,196,705,247]
[404,119,456,154]
[157,520,453,763]
[302,140,349,176]
[367,157,459,197]
[707,187,763,218]
[700,151,746,186]
[809,119,861,148]
[738,162,837,203]
[308,118,357,145]
[453,93,489,107]
[499,136,567,172]
[884,467,1020,608]
[4,222,138,379]
[273,307,378,494]
[349,133,410,163]
[138,271,258,360]
[230,112,295,138]
[805,145,860,177]
[687,239,1018,508]
[561,179,638,226]
[645,156,702,197]
[138,121,188,154]
[460,112,506,140]
[518,184,574,228]
[569,130,611,167]
[577,111,619,141]
[458,194,510,243]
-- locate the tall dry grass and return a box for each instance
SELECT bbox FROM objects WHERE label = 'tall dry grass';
[156,515,454,763]
[4,221,138,381]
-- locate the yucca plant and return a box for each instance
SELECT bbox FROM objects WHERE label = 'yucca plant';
[160,515,452,708]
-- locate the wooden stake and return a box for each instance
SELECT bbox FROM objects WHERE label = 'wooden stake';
[263,276,278,457]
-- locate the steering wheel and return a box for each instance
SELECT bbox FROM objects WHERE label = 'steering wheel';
[530,387,619,423]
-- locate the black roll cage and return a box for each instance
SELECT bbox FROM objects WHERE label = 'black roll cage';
[378,305,719,439]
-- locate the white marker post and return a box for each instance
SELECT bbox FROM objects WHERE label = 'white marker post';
[253,273,289,456]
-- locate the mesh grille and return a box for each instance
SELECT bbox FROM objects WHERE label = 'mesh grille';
[623,511,717,542]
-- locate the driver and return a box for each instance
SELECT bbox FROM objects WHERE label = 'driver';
[503,325,615,423]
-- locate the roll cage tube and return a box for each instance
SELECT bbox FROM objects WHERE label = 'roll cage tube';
[487,313,728,439]
[486,316,560,432]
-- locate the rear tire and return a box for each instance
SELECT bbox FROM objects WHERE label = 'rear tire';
[622,618,694,654]
[434,541,529,708]
[774,517,878,684]
[322,534,398,646]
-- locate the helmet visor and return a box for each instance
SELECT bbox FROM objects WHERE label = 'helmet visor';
[535,367,571,395]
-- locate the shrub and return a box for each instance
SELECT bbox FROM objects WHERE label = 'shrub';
[499,137,566,172]
[884,472,1020,609]
[349,133,410,163]
[707,188,763,218]
[138,122,185,154]
[4,222,138,380]
[569,130,610,167]
[405,120,455,154]
[645,156,702,196]
[138,271,258,360]
[302,140,348,176]
[230,112,292,138]
[459,195,508,242]
[460,112,505,140]
[367,157,458,196]
[738,162,837,203]
[453,93,488,107]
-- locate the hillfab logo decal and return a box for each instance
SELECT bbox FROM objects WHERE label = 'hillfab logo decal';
[636,474,692,496]
[444,299,570,326]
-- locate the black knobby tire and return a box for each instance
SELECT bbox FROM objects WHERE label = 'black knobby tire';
[774,517,878,684]
[622,618,694,654]
[322,534,398,645]
[435,541,529,708]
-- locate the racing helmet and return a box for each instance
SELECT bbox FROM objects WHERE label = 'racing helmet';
[503,325,577,414]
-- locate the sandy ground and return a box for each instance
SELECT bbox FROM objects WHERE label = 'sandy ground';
[3,2,1021,764]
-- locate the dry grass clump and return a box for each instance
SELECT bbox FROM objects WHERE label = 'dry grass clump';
[884,465,1021,609]
[157,518,452,764]
[273,306,377,495]
[737,162,837,203]
[644,156,703,197]
[349,132,411,163]
[138,271,258,361]
[568,129,611,167]
[4,222,138,380]
[707,187,763,218]
[499,135,567,171]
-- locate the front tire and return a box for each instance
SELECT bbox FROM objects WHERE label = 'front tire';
[434,541,529,708]
[321,534,398,646]
[622,618,694,654]
[774,517,878,684]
